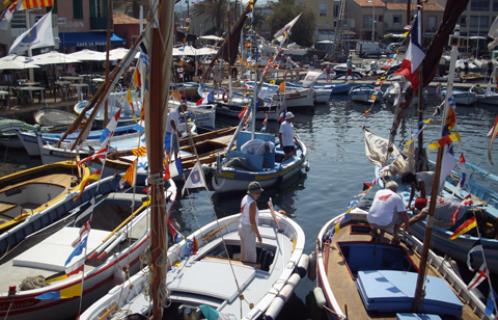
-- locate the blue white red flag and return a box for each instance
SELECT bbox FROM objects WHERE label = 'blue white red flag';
[64,234,88,268]
[394,8,425,89]
[99,109,121,146]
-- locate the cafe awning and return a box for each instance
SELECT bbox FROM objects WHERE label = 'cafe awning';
[59,32,125,48]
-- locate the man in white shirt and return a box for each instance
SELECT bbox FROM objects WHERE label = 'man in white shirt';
[279,112,296,160]
[165,104,187,159]
[367,181,409,241]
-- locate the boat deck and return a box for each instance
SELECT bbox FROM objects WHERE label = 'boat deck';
[0,173,75,193]
[325,222,480,319]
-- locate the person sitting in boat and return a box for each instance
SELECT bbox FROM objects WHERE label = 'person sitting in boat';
[408,196,468,228]
[401,171,438,210]
[241,139,275,168]
[367,181,409,241]
[239,181,264,265]
[279,112,296,160]
[165,104,187,160]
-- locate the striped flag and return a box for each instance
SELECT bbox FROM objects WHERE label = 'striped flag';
[121,159,137,187]
[449,216,477,240]
[467,262,488,290]
[77,147,108,166]
[0,1,18,30]
[99,109,121,147]
[17,0,53,10]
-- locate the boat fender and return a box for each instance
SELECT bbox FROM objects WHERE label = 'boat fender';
[286,273,301,288]
[262,296,285,320]
[295,254,309,278]
[307,251,317,281]
[313,287,327,309]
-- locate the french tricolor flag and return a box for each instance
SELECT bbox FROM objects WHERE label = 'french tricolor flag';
[394,8,425,89]
[99,109,121,147]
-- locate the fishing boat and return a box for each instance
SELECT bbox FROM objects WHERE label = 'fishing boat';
[245,81,314,110]
[215,92,282,121]
[34,109,78,128]
[0,161,91,235]
[0,180,178,320]
[349,85,382,104]
[314,208,485,319]
[17,124,144,157]
[442,88,477,106]
[168,99,216,130]
[471,85,498,106]
[0,119,40,149]
[328,82,354,95]
[80,209,308,320]
[286,81,332,104]
[208,130,308,193]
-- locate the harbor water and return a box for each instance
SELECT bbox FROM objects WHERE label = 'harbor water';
[0,95,496,319]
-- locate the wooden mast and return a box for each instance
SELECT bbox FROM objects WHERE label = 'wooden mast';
[413,24,460,311]
[415,0,425,171]
[104,0,113,126]
[148,0,173,318]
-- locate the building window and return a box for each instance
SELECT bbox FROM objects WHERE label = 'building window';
[363,15,373,28]
[333,2,339,18]
[470,0,490,10]
[459,16,467,27]
[393,15,402,25]
[377,15,383,23]
[470,15,489,28]
[320,2,327,16]
[73,0,83,20]
[493,0,498,10]
[427,16,437,31]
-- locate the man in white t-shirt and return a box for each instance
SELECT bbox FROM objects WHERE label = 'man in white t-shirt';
[367,181,409,240]
[165,104,187,159]
[279,112,296,159]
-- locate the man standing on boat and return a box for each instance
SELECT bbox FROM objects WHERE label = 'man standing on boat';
[239,181,264,265]
[165,104,187,160]
[279,112,296,160]
[367,181,409,241]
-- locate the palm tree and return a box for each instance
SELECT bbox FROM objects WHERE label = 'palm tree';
[192,0,229,35]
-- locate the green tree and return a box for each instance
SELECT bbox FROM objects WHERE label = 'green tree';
[192,0,229,35]
[267,0,315,47]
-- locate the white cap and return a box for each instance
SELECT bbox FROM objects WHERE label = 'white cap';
[285,112,295,120]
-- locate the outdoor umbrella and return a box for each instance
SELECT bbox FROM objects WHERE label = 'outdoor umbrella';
[109,47,130,61]
[0,55,39,70]
[67,49,106,61]
[31,51,80,65]
[199,35,224,42]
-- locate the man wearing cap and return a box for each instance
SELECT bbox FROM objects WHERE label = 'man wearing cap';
[165,104,187,160]
[367,181,409,241]
[239,181,264,264]
[279,112,296,160]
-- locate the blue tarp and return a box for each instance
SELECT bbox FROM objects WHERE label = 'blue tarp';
[59,32,125,48]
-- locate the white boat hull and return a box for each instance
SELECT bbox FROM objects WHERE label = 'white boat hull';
[313,88,332,103]
[477,94,498,106]
[283,88,314,109]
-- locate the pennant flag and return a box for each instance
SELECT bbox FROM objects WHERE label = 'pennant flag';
[488,116,498,165]
[35,283,82,301]
[238,105,248,120]
[450,217,477,240]
[132,67,141,88]
[99,108,121,147]
[131,146,146,157]
[182,161,207,195]
[279,81,286,93]
[274,14,301,45]
[71,220,91,247]
[394,8,425,89]
[467,262,489,289]
[127,89,135,118]
[64,234,88,267]
[485,290,497,318]
[77,147,107,166]
[196,90,214,105]
[440,147,457,190]
[17,0,53,10]
[467,240,484,271]
[0,0,17,30]
[168,217,180,243]
[9,11,54,54]
[192,236,199,255]
[122,160,137,187]
[459,153,466,164]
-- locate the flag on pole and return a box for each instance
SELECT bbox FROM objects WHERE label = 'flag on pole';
[273,14,302,45]
[71,220,91,247]
[394,8,425,89]
[488,116,498,165]
[99,109,121,147]
[0,1,18,30]
[122,160,137,187]
[9,11,54,54]
[467,240,484,271]
[77,147,108,166]
[484,290,497,318]
[16,0,53,10]
[182,161,207,195]
[467,262,489,289]
[64,234,88,267]
[449,217,477,240]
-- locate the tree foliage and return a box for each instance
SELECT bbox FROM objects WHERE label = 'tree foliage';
[192,0,229,35]
[267,0,315,47]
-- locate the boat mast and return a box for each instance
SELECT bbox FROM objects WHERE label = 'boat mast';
[104,0,113,126]
[415,0,425,171]
[148,0,174,318]
[413,25,460,311]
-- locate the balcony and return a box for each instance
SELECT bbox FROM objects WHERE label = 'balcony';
[90,17,108,30]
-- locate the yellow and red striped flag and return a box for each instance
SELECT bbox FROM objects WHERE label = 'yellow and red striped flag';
[17,0,53,10]
[132,67,141,88]
[449,217,477,240]
[131,146,146,157]
[122,160,137,187]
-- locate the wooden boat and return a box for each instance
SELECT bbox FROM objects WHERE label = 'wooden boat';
[349,84,382,104]
[314,208,486,319]
[208,130,308,193]
[286,81,332,104]
[470,85,498,106]
[80,209,309,320]
[18,124,144,157]
[73,91,141,124]
[34,109,78,128]
[245,80,314,110]
[442,88,477,106]
[0,181,178,320]
[0,161,90,235]
[215,93,283,121]
[168,99,217,130]
[0,119,39,149]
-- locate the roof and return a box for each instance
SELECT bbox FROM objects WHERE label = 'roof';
[113,12,141,25]
[353,0,385,8]
[385,2,444,11]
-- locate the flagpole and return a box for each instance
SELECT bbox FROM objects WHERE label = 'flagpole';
[104,0,113,127]
[24,9,34,81]
[416,1,425,172]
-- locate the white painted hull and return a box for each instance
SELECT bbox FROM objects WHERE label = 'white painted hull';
[313,88,332,103]
[0,134,23,149]
[454,94,477,106]
[477,94,498,106]
[283,88,314,109]
[17,132,42,156]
